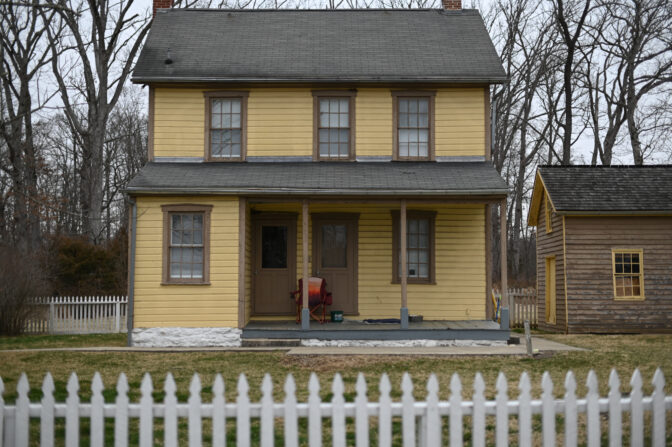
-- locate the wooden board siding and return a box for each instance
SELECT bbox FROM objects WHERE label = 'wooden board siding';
[152,87,486,159]
[250,203,486,320]
[535,195,567,332]
[133,196,240,327]
[564,216,672,333]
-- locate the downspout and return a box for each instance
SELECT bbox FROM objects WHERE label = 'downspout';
[127,197,137,347]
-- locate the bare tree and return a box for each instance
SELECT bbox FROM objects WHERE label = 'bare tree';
[552,0,592,165]
[0,1,62,252]
[43,0,152,243]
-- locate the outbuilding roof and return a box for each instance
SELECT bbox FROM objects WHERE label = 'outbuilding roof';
[132,9,507,84]
[126,161,508,197]
[528,165,672,225]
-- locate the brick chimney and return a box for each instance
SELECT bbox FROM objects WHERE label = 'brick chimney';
[442,0,462,9]
[153,0,171,17]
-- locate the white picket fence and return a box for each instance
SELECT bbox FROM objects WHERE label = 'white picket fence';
[493,288,538,328]
[24,296,128,334]
[2,368,670,446]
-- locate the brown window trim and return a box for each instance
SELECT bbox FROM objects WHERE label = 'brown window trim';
[391,90,436,161]
[312,90,357,161]
[204,91,249,162]
[162,204,213,285]
[391,210,436,284]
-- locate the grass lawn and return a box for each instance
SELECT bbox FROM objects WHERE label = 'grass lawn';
[1,333,670,445]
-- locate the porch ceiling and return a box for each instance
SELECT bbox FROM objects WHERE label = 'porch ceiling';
[126,161,508,197]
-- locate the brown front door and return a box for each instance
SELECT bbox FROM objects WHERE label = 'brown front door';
[253,214,296,315]
[312,214,358,315]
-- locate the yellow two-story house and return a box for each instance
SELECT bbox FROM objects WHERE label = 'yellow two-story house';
[126,2,510,346]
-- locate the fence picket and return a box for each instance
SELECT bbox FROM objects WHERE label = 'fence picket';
[189,374,203,447]
[564,371,577,447]
[586,371,600,447]
[608,370,622,447]
[355,374,369,447]
[472,373,486,447]
[237,374,251,447]
[426,374,441,446]
[541,372,555,447]
[90,373,104,447]
[139,373,153,447]
[401,373,415,447]
[308,373,322,447]
[378,374,392,447]
[15,374,29,447]
[495,372,508,447]
[65,373,79,447]
[652,369,666,447]
[449,373,462,447]
[115,373,129,447]
[40,373,55,447]
[331,374,346,447]
[260,374,274,447]
[212,374,226,447]
[518,372,532,447]
[284,374,298,447]
[164,373,178,447]
[630,369,643,447]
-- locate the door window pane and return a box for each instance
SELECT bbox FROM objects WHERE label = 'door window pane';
[321,224,347,268]
[261,226,288,269]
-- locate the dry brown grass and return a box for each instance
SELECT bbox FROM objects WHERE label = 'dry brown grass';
[1,333,670,446]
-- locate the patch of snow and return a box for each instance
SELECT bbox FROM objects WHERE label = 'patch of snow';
[300,339,506,348]
[132,327,241,347]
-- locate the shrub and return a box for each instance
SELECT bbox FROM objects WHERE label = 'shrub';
[0,246,48,335]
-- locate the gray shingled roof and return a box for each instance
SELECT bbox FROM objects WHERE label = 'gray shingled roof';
[132,9,506,83]
[540,165,672,212]
[126,162,508,196]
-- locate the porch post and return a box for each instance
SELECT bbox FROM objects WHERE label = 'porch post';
[301,200,310,330]
[400,199,409,329]
[499,198,509,329]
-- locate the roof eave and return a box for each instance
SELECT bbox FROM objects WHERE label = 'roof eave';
[556,210,672,216]
[131,75,509,85]
[125,187,509,197]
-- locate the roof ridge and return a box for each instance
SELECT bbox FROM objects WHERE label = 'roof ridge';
[539,164,672,169]
[157,8,480,13]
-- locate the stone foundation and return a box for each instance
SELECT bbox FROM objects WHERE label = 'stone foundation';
[132,327,242,347]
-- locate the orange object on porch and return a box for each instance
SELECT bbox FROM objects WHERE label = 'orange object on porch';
[290,277,333,324]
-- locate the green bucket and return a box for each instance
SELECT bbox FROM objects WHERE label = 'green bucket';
[330,311,344,323]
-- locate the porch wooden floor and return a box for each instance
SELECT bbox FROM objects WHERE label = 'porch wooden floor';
[242,319,508,341]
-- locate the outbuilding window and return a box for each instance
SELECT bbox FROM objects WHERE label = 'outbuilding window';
[162,204,212,285]
[612,249,645,300]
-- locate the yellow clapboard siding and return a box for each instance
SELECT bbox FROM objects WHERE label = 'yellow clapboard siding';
[153,87,486,159]
[133,196,240,328]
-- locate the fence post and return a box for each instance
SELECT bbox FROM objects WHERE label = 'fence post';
[49,301,55,335]
[115,300,121,333]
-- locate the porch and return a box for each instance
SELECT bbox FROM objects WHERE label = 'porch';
[242,319,508,341]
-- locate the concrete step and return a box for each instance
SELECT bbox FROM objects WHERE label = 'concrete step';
[241,338,302,347]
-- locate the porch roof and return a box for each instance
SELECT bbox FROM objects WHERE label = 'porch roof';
[126,161,508,197]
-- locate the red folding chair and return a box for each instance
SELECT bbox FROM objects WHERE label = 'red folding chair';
[290,277,333,324]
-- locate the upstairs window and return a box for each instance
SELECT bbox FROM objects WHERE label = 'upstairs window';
[612,249,645,300]
[204,91,248,161]
[313,91,356,160]
[392,91,435,161]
